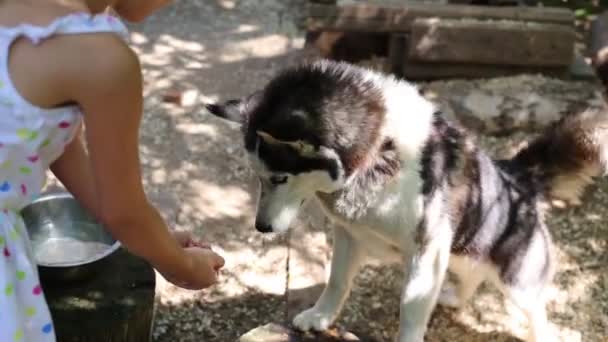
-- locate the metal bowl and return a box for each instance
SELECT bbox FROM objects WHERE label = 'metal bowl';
[20,192,121,285]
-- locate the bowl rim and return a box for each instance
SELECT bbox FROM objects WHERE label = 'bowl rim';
[24,191,122,268]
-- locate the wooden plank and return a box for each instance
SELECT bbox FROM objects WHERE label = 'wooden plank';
[408,18,575,67]
[401,61,568,80]
[304,30,389,62]
[388,33,408,76]
[309,2,574,23]
[309,0,337,4]
[307,3,574,32]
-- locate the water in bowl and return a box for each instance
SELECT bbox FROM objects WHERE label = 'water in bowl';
[32,221,111,266]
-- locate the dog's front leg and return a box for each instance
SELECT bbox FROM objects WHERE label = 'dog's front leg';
[293,225,365,332]
[397,235,451,342]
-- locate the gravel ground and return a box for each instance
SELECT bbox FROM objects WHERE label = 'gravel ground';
[46,1,608,341]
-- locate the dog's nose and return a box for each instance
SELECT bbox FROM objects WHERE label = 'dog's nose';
[255,221,273,233]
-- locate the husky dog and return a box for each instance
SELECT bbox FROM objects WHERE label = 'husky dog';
[205,60,608,342]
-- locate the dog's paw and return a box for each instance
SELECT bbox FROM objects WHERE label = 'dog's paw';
[438,284,461,308]
[292,308,335,332]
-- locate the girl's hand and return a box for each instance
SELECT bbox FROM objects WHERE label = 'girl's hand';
[159,246,225,290]
[171,230,212,249]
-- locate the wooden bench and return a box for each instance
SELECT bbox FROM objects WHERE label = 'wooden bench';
[305,1,578,79]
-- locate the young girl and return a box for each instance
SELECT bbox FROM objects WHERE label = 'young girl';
[0,0,226,341]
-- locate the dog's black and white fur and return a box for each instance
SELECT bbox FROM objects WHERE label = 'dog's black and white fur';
[205,60,608,342]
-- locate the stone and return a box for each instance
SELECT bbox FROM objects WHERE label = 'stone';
[237,323,290,342]
[237,323,361,342]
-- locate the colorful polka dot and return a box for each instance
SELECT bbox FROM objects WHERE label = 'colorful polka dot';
[27,155,39,163]
[16,129,38,141]
[0,181,10,192]
[5,283,14,296]
[16,270,26,280]
[42,323,53,334]
[3,246,10,257]
[58,121,71,129]
[18,166,32,175]
[25,307,36,317]
[14,329,23,341]
[1,160,12,169]
[9,228,18,240]
[20,184,27,196]
[0,235,4,245]
[32,284,42,296]
[41,138,51,147]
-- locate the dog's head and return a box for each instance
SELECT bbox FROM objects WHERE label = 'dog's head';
[246,133,345,233]
[205,62,386,233]
[207,95,346,232]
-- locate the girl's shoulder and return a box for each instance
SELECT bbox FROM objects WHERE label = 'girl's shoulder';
[7,13,137,110]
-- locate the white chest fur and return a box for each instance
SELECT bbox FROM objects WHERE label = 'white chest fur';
[315,167,425,263]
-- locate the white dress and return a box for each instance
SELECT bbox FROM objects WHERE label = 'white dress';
[0,12,128,341]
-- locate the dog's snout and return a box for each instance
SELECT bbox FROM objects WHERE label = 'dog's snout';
[255,221,273,233]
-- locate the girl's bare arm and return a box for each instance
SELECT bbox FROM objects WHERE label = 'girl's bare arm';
[45,33,222,288]
[50,126,99,219]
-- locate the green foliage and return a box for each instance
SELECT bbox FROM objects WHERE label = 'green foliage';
[539,0,604,20]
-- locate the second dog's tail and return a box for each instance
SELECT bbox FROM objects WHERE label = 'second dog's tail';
[505,106,608,205]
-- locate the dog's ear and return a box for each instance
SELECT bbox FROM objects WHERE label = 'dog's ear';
[205,91,261,124]
[256,131,283,145]
[257,131,316,157]
[205,99,247,123]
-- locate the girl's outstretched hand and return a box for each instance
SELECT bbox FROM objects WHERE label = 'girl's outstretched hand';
[159,231,225,290]
[171,230,212,249]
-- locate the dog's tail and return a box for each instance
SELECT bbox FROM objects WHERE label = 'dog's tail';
[505,106,608,205]
[504,39,608,206]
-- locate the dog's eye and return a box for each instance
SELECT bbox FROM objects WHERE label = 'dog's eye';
[270,175,288,185]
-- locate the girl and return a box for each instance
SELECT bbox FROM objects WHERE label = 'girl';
[0,1,226,341]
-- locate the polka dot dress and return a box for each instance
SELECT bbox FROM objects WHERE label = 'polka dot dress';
[0,13,128,341]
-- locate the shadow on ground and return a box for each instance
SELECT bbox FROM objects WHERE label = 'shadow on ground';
[153,267,527,342]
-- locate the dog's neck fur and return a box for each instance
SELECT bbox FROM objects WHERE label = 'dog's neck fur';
[315,77,436,221]
[316,138,402,219]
